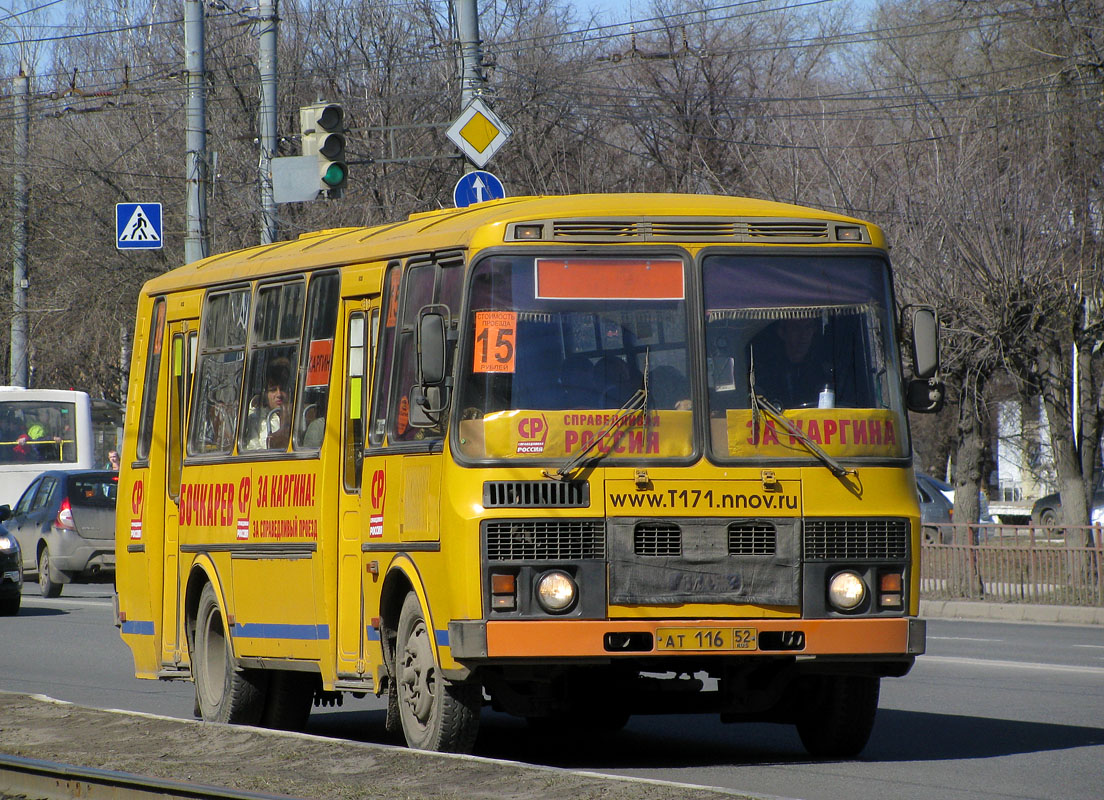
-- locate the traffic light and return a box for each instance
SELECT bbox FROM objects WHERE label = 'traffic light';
[300,103,347,198]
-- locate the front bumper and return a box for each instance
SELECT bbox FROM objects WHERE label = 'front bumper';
[450,616,925,660]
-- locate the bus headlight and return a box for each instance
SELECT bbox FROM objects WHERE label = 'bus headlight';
[828,570,866,611]
[535,570,577,613]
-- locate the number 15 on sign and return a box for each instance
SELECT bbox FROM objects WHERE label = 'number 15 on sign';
[473,311,516,373]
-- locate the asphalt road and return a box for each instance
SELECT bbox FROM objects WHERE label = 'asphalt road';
[2,583,1102,800]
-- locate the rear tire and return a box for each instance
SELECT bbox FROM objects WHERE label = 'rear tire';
[37,548,62,598]
[261,671,317,731]
[192,583,267,724]
[395,592,480,752]
[795,675,879,759]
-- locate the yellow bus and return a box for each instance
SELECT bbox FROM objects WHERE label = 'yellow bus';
[115,193,941,758]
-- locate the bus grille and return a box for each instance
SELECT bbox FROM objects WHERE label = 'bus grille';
[484,520,606,561]
[543,218,836,243]
[634,522,682,556]
[728,522,777,555]
[803,519,909,561]
[483,480,589,508]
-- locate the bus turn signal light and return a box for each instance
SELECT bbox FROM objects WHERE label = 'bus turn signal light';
[491,573,516,610]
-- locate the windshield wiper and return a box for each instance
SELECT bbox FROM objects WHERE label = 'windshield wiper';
[544,352,650,481]
[751,393,856,480]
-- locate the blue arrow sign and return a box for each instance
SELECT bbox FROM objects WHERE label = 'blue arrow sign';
[453,170,506,208]
[116,203,163,250]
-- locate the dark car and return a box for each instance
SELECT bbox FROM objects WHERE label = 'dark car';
[1031,484,1104,528]
[0,519,22,614]
[7,469,117,598]
[916,473,954,544]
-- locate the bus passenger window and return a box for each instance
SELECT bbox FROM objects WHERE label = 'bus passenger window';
[294,272,340,451]
[239,280,304,453]
[188,289,250,455]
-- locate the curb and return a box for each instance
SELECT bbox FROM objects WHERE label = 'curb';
[920,599,1104,626]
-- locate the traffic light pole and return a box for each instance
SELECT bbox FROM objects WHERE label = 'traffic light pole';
[10,64,29,388]
[258,0,278,244]
[184,0,209,263]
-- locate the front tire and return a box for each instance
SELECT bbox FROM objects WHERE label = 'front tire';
[37,548,62,598]
[795,675,880,759]
[395,592,480,752]
[192,583,267,724]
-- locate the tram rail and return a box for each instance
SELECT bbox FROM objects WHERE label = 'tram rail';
[0,754,305,800]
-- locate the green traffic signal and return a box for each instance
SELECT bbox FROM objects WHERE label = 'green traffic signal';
[322,162,347,189]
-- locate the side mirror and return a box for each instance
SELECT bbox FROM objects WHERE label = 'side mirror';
[906,378,944,413]
[411,304,453,428]
[910,306,940,380]
[0,504,10,522]
[904,305,944,413]
[417,309,447,386]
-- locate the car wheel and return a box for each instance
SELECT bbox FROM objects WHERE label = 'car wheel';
[921,526,939,545]
[1039,507,1059,529]
[37,548,62,598]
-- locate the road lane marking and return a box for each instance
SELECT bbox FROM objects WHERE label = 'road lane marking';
[929,636,1003,642]
[921,654,1104,676]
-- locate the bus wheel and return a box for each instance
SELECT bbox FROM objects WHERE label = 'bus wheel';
[795,675,879,759]
[37,548,62,598]
[261,671,316,731]
[193,583,267,725]
[395,592,480,752]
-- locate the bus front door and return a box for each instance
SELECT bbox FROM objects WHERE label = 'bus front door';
[336,298,376,682]
[162,321,196,669]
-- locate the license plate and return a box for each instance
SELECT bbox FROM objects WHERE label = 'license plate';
[655,627,758,651]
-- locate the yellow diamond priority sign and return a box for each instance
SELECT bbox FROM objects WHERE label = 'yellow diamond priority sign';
[446,98,512,168]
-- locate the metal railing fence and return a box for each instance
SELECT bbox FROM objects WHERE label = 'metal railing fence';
[919,524,1104,606]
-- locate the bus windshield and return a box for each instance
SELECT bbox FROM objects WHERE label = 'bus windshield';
[456,254,693,462]
[703,252,908,461]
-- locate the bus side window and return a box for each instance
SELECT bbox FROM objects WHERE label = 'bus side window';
[344,311,367,489]
[136,298,166,462]
[188,288,250,455]
[239,280,304,453]
[294,272,340,451]
[388,264,436,442]
[368,263,401,447]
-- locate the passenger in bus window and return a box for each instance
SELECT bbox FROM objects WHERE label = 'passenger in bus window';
[244,358,292,450]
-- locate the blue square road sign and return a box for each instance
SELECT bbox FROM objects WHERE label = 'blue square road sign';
[116,203,163,250]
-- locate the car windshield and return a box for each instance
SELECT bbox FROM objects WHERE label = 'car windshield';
[455,254,692,462]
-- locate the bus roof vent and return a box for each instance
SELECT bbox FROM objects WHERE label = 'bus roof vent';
[483,480,590,508]
[530,218,840,243]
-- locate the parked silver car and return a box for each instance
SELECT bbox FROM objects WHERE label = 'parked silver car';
[916,473,954,544]
[3,469,117,597]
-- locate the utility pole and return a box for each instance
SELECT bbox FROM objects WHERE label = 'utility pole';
[454,0,485,175]
[257,0,277,244]
[184,0,209,263]
[10,63,29,388]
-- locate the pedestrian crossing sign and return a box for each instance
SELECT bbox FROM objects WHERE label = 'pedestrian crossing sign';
[116,203,163,250]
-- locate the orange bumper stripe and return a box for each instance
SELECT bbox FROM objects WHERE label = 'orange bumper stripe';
[485,617,913,657]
